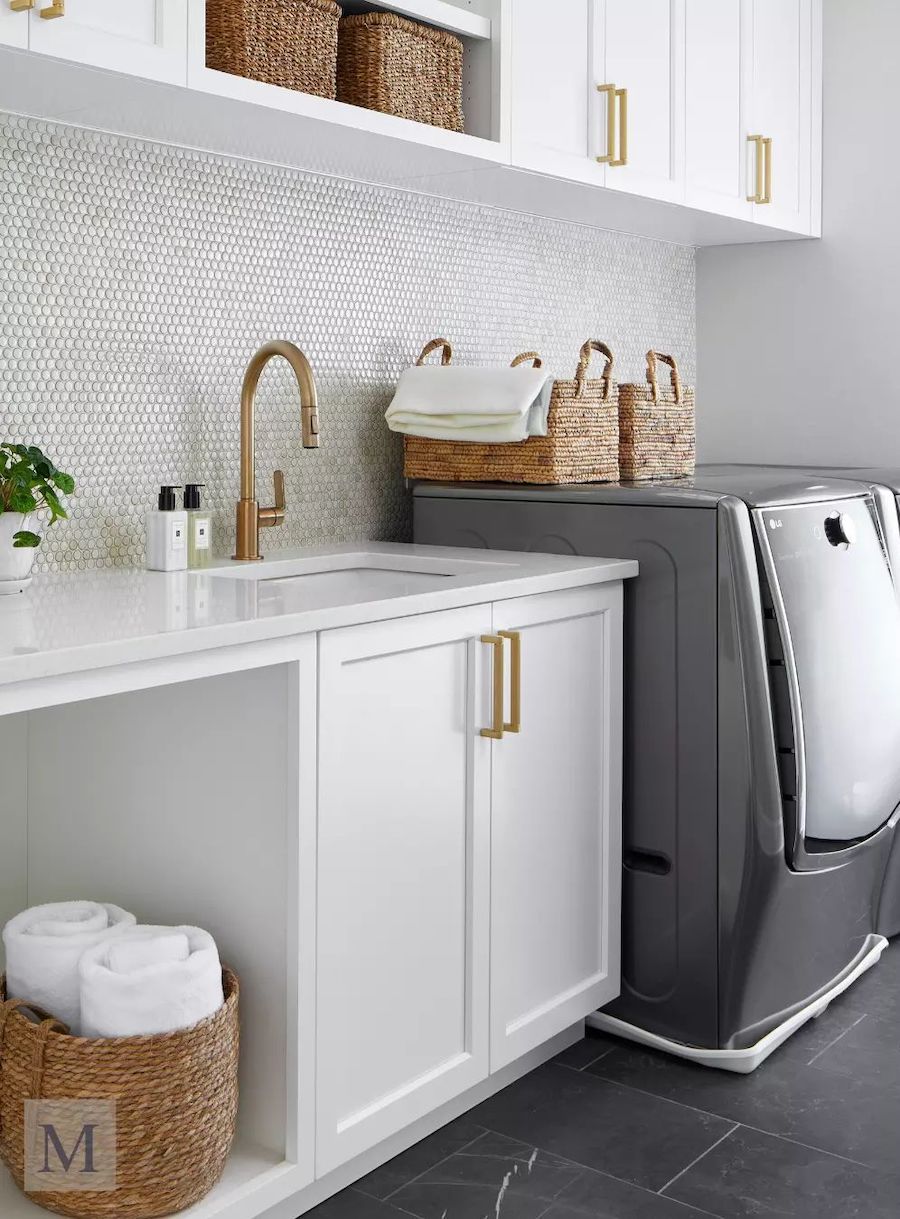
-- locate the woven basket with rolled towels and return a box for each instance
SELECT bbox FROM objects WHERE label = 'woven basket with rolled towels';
[1,901,136,1034]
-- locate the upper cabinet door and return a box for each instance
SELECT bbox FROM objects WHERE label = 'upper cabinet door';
[1,3,29,49]
[316,606,492,1176]
[510,0,607,187]
[489,586,623,1070]
[27,0,187,85]
[600,0,684,203]
[747,0,817,233]
[684,0,753,220]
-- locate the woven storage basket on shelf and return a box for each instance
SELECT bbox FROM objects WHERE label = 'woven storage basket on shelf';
[403,339,620,485]
[206,0,341,98]
[0,969,239,1219]
[337,12,464,132]
[618,351,695,481]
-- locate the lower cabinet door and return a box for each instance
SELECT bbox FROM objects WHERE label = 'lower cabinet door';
[490,585,624,1070]
[316,606,492,1176]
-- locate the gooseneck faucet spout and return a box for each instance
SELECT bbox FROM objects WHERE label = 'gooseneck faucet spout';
[233,340,320,561]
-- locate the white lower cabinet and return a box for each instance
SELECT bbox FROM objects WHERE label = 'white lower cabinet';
[489,585,623,1069]
[315,588,623,1174]
[315,605,493,1176]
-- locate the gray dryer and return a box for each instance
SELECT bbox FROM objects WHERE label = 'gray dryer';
[413,469,900,1069]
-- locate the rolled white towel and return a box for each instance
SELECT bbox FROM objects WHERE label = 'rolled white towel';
[79,925,224,1039]
[3,901,137,1033]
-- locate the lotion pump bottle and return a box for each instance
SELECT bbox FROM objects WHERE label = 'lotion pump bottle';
[184,483,212,569]
[146,485,188,571]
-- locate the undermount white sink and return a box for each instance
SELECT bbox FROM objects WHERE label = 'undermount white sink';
[206,546,520,611]
[221,565,454,598]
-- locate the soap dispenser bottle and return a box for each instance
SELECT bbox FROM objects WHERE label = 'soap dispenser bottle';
[184,484,212,569]
[146,485,188,571]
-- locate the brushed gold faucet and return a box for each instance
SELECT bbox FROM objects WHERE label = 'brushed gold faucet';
[233,340,320,561]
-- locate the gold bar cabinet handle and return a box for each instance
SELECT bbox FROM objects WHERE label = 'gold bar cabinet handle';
[480,635,505,740]
[762,136,773,204]
[747,134,764,203]
[498,630,521,734]
[595,83,617,164]
[611,87,628,167]
[9,1,36,12]
[39,0,64,15]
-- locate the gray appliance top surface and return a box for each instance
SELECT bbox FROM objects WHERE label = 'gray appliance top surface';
[413,465,869,509]
[810,466,900,495]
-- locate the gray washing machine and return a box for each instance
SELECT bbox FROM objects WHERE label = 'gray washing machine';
[413,469,900,1070]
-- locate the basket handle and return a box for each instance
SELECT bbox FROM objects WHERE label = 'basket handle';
[646,351,683,404]
[510,351,543,369]
[0,993,69,1106]
[416,338,453,366]
[574,340,614,401]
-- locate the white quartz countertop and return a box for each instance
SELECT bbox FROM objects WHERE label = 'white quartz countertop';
[0,543,637,690]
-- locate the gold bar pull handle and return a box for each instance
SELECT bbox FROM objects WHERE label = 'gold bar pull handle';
[498,630,521,733]
[10,2,36,12]
[747,134,764,203]
[39,0,64,15]
[611,87,628,167]
[762,136,773,204]
[595,83,617,164]
[480,635,505,740]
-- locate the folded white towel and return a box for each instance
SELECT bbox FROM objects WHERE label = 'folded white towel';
[79,925,224,1039]
[2,901,136,1033]
[385,364,554,444]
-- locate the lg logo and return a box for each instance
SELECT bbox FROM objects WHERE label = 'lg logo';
[769,518,783,530]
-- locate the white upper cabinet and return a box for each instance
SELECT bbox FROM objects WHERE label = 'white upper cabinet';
[600,0,684,203]
[489,586,623,1070]
[25,0,187,84]
[509,0,820,237]
[510,0,684,203]
[684,0,753,220]
[510,0,605,187]
[748,0,817,233]
[0,2,29,49]
[0,0,821,242]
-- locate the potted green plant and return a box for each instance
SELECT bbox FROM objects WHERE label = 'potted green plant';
[0,443,75,593]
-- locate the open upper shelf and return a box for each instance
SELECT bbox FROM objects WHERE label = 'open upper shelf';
[337,0,492,41]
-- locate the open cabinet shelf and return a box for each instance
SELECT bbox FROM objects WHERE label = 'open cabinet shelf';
[336,0,492,42]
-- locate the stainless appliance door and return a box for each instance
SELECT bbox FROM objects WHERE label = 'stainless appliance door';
[754,496,900,843]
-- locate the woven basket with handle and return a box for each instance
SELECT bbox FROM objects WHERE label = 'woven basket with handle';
[402,339,620,485]
[0,969,239,1219]
[337,12,464,132]
[206,0,341,99]
[618,351,695,481]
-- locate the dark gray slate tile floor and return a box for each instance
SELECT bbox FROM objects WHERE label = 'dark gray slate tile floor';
[309,945,900,1219]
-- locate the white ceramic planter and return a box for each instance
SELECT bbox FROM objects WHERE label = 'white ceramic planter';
[0,513,38,593]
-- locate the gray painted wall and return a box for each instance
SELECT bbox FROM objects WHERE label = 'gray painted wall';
[697,0,897,466]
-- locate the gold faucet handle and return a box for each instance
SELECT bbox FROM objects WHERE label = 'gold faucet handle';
[259,469,286,529]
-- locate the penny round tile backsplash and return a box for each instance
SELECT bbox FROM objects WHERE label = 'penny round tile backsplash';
[0,114,695,572]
